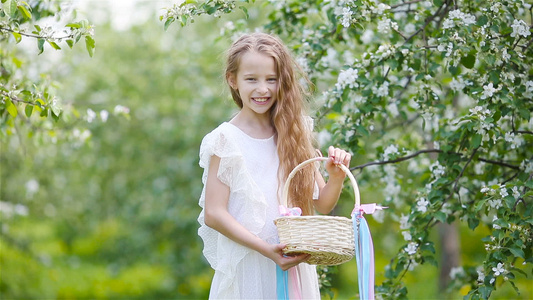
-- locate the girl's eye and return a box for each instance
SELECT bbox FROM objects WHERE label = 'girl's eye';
[267,78,277,83]
[245,78,256,81]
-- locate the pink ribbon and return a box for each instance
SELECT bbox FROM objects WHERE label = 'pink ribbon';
[279,205,302,217]
[352,203,387,216]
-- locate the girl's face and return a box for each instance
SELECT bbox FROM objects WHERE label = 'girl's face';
[228,51,279,118]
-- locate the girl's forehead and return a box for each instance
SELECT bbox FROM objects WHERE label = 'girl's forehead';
[238,51,277,74]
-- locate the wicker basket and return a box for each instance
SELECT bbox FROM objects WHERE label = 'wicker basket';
[274,157,360,266]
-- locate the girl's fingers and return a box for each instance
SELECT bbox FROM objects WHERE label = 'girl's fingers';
[327,146,351,166]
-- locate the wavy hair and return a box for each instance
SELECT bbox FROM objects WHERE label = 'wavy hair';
[225,32,317,215]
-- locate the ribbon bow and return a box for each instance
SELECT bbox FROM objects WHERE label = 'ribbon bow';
[279,205,302,217]
[352,204,387,300]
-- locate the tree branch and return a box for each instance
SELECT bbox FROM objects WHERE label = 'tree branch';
[391,0,426,9]
[403,0,449,44]
[350,148,522,173]
[515,130,533,135]
[478,158,520,170]
[1,91,34,105]
[0,26,73,40]
[350,149,442,171]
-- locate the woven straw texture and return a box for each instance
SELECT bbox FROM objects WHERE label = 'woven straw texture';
[275,157,360,266]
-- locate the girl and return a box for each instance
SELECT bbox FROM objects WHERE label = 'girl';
[198,32,351,299]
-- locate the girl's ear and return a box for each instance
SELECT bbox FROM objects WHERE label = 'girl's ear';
[226,73,237,90]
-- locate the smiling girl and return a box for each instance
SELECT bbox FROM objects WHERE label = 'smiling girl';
[198,33,351,299]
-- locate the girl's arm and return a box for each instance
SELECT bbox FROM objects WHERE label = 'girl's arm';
[314,146,352,214]
[204,155,309,271]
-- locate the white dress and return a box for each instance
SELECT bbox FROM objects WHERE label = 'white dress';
[198,122,321,299]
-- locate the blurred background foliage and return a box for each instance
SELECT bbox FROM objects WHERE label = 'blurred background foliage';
[0,1,531,299]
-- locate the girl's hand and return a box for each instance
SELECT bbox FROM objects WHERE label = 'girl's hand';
[325,146,351,179]
[265,244,310,271]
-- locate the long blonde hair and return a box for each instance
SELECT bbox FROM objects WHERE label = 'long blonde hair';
[225,32,317,215]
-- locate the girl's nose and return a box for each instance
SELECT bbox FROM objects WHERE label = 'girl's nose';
[257,82,268,94]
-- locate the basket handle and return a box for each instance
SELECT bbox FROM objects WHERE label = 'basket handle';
[281,157,360,212]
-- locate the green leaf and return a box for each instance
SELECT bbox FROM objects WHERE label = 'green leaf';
[25,104,33,117]
[479,285,493,299]
[460,54,476,69]
[518,108,530,120]
[47,40,61,50]
[85,35,95,57]
[11,31,21,43]
[17,4,31,19]
[434,211,447,223]
[5,0,17,18]
[65,22,81,28]
[525,180,533,189]
[66,39,74,48]
[37,38,45,54]
[449,65,459,76]
[6,98,18,117]
[477,15,488,26]
[468,217,479,230]
[357,125,369,137]
[239,6,249,19]
[509,247,525,259]
[164,18,174,31]
[471,134,482,148]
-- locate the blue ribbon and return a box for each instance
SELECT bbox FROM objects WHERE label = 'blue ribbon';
[276,265,289,299]
[353,213,375,300]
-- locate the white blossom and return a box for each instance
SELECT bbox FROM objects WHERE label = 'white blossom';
[25,179,39,198]
[450,267,464,279]
[443,9,476,29]
[521,160,533,173]
[477,267,486,282]
[492,215,501,229]
[387,102,399,117]
[511,19,531,38]
[335,68,359,90]
[405,242,418,255]
[481,83,498,99]
[504,132,523,149]
[488,199,503,209]
[402,231,412,241]
[100,110,109,122]
[373,81,389,97]
[524,80,533,98]
[86,108,97,123]
[383,144,399,160]
[430,161,446,178]
[296,57,310,73]
[512,186,520,199]
[404,23,416,35]
[499,185,508,198]
[492,262,506,276]
[450,77,466,92]
[360,29,374,44]
[373,3,390,15]
[416,197,430,213]
[400,214,410,229]
[114,105,130,115]
[377,18,398,34]
[341,7,353,28]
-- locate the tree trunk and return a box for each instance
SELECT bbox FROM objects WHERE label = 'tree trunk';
[438,221,461,292]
